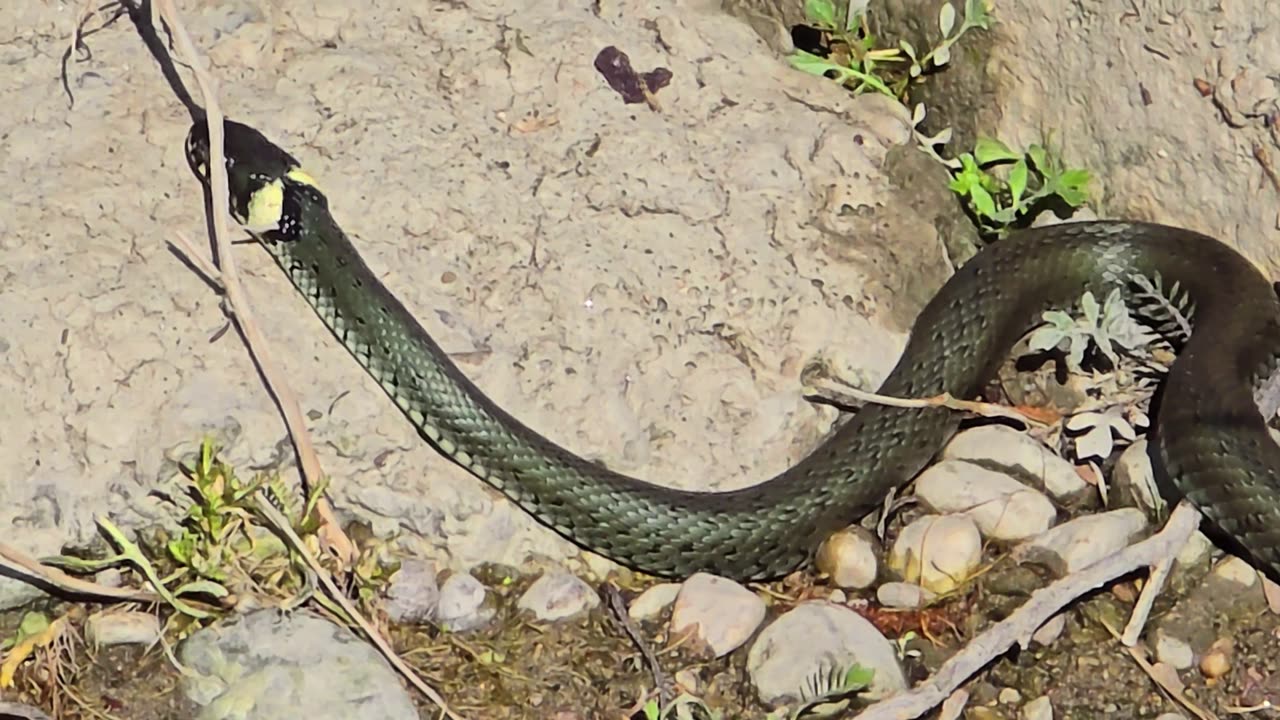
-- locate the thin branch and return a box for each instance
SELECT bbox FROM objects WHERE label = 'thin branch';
[605,584,672,707]
[856,501,1201,720]
[0,542,160,604]
[169,229,222,284]
[251,492,463,720]
[804,379,1049,427]
[151,0,354,565]
[1121,549,1175,646]
[146,6,453,715]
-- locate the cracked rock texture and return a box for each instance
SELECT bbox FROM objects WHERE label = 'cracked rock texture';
[1,0,955,606]
[971,0,1280,274]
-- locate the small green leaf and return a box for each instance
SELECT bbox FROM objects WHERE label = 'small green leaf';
[847,0,868,31]
[174,580,230,598]
[1053,168,1093,205]
[973,136,1021,165]
[964,0,992,30]
[788,50,848,79]
[899,39,917,60]
[1080,291,1100,325]
[968,184,996,219]
[938,3,957,36]
[933,44,951,67]
[804,0,837,27]
[643,698,660,720]
[17,612,51,642]
[1008,158,1029,205]
[843,663,875,689]
[1026,143,1049,170]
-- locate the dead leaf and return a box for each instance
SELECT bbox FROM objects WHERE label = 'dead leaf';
[594,45,673,111]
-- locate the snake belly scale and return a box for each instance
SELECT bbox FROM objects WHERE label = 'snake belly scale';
[185,119,1280,583]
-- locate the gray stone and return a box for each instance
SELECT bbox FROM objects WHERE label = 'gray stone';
[1154,631,1194,670]
[516,570,599,622]
[179,609,416,720]
[1021,695,1053,720]
[436,572,492,632]
[383,558,439,624]
[914,459,1056,540]
[1012,509,1148,576]
[670,573,766,657]
[942,425,1089,502]
[86,611,161,647]
[876,581,936,609]
[747,602,906,704]
[628,582,681,622]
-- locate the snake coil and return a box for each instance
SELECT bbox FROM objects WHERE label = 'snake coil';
[186,119,1280,582]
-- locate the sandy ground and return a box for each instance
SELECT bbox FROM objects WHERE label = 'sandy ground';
[0,0,962,607]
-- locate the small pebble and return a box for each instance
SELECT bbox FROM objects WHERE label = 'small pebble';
[628,582,681,622]
[998,687,1022,704]
[1154,631,1194,670]
[942,425,1088,501]
[1022,695,1053,720]
[94,568,125,589]
[1175,531,1214,568]
[86,611,160,647]
[876,582,936,609]
[383,559,439,624]
[670,573,766,657]
[1200,650,1230,679]
[1031,614,1066,646]
[436,572,492,631]
[1212,556,1257,586]
[888,514,982,594]
[674,668,700,693]
[816,527,879,589]
[516,571,599,621]
[914,460,1056,540]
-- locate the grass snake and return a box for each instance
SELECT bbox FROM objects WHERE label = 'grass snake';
[185,119,1280,583]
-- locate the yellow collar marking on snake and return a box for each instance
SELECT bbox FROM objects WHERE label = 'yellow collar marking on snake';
[243,168,320,231]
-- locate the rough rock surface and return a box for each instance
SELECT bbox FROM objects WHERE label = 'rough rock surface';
[179,609,417,720]
[1,0,953,608]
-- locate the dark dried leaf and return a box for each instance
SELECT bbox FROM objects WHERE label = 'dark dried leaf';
[594,46,672,105]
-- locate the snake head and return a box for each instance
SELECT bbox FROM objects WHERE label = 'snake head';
[184,119,310,233]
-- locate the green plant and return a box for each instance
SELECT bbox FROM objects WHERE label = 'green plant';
[783,661,874,718]
[641,692,723,720]
[44,439,336,626]
[947,137,1092,235]
[789,0,991,100]
[1027,288,1156,374]
[166,438,264,583]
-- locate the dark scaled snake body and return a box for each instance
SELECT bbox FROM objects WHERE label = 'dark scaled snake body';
[185,119,1280,583]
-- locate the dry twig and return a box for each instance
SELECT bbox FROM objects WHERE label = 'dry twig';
[0,542,159,604]
[147,3,455,715]
[856,501,1201,720]
[251,493,463,720]
[805,379,1049,428]
[1121,548,1175,646]
[149,0,354,566]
